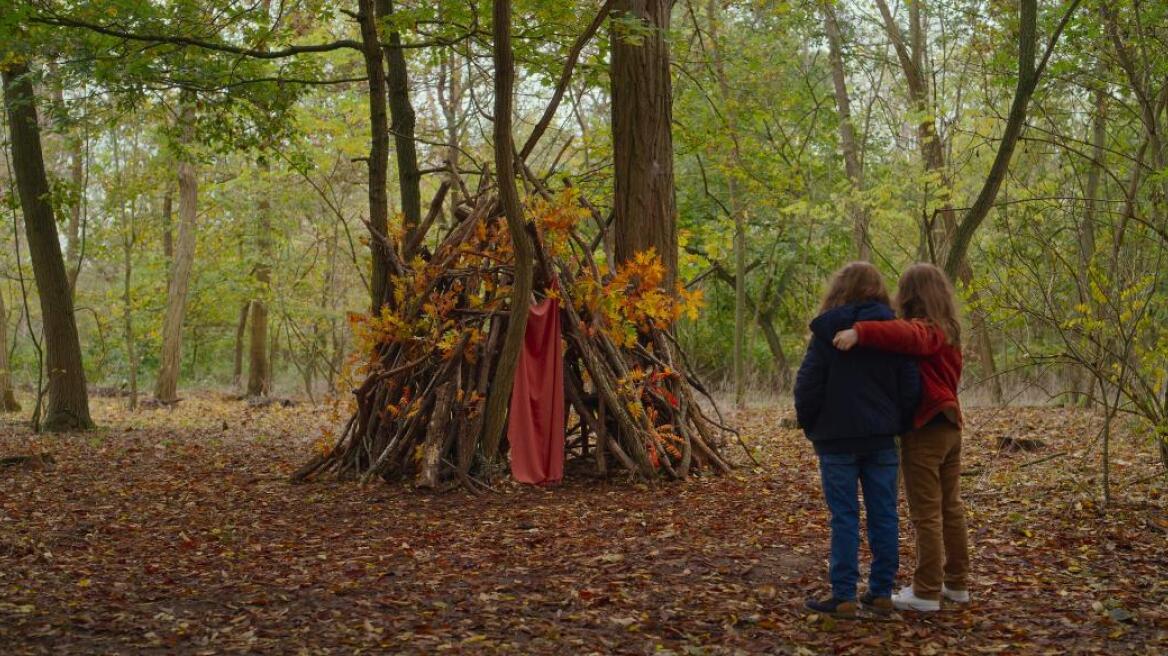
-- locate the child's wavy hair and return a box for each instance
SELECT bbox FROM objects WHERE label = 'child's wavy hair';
[895,263,962,347]
[819,262,890,313]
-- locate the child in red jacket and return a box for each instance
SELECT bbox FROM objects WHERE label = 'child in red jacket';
[833,263,970,612]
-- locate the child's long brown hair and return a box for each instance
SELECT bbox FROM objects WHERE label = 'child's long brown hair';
[819,262,890,313]
[895,263,962,347]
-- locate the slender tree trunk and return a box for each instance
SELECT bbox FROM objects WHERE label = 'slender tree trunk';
[820,0,870,260]
[122,223,137,410]
[1079,85,1106,280]
[161,189,174,259]
[611,0,678,287]
[51,80,85,296]
[247,159,273,397]
[479,0,535,466]
[113,125,139,410]
[705,0,748,407]
[3,62,93,430]
[358,0,392,310]
[0,290,20,412]
[154,95,199,404]
[65,134,83,295]
[437,48,464,227]
[233,301,249,388]
[945,0,1044,277]
[268,319,279,391]
[377,0,423,252]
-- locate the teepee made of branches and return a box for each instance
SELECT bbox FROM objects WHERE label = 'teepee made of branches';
[291,176,741,491]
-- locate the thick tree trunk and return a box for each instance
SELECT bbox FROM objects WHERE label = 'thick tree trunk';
[3,63,93,430]
[611,0,678,287]
[358,0,392,310]
[479,0,535,466]
[0,290,20,412]
[820,0,870,260]
[154,96,199,404]
[247,160,273,397]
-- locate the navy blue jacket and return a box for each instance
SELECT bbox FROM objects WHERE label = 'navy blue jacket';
[793,302,920,454]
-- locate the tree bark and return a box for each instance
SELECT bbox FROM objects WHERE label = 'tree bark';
[3,62,93,430]
[479,0,535,466]
[154,94,199,404]
[611,0,678,287]
[944,0,1039,279]
[820,0,870,260]
[113,125,139,410]
[233,301,249,388]
[0,290,20,412]
[377,0,423,254]
[247,159,273,397]
[65,133,83,295]
[437,48,464,227]
[161,189,174,259]
[357,0,392,310]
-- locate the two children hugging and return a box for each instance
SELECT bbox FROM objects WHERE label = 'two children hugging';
[794,261,970,617]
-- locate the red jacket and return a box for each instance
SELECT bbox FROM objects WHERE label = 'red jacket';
[854,319,963,429]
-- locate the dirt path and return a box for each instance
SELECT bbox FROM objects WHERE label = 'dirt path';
[2,397,1165,654]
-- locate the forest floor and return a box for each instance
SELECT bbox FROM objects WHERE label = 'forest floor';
[1,394,1166,655]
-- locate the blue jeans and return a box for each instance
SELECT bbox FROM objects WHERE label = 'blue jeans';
[818,448,899,600]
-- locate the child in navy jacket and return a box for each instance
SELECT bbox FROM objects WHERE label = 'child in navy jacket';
[794,262,920,617]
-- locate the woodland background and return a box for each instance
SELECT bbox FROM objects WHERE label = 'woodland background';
[1,0,1167,652]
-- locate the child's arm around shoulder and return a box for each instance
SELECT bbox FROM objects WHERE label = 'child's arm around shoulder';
[853,319,947,356]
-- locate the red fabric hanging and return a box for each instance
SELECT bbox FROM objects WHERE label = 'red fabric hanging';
[507,297,565,485]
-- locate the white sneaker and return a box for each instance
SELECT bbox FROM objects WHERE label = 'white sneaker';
[942,584,970,603]
[891,586,941,612]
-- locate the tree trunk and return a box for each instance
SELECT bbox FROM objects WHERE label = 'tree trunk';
[161,189,174,259]
[377,0,423,253]
[705,0,748,408]
[2,63,93,430]
[113,125,139,410]
[479,0,535,467]
[122,223,138,410]
[358,0,392,310]
[233,301,249,388]
[0,290,20,412]
[65,134,83,295]
[154,95,199,404]
[820,0,870,260]
[437,48,464,228]
[247,160,273,397]
[757,308,791,391]
[611,0,678,287]
[944,0,1042,278]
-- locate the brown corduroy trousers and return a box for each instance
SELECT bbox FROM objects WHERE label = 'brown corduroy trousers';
[900,419,970,600]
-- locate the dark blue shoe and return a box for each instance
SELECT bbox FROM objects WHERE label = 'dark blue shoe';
[860,591,894,615]
[804,596,857,618]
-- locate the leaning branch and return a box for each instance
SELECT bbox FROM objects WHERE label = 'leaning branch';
[32,13,362,58]
[518,0,614,162]
[943,0,1081,279]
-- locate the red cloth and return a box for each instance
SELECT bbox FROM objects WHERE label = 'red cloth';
[854,319,964,429]
[508,297,565,485]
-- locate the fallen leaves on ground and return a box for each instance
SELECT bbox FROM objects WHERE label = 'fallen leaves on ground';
[1,394,1165,654]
